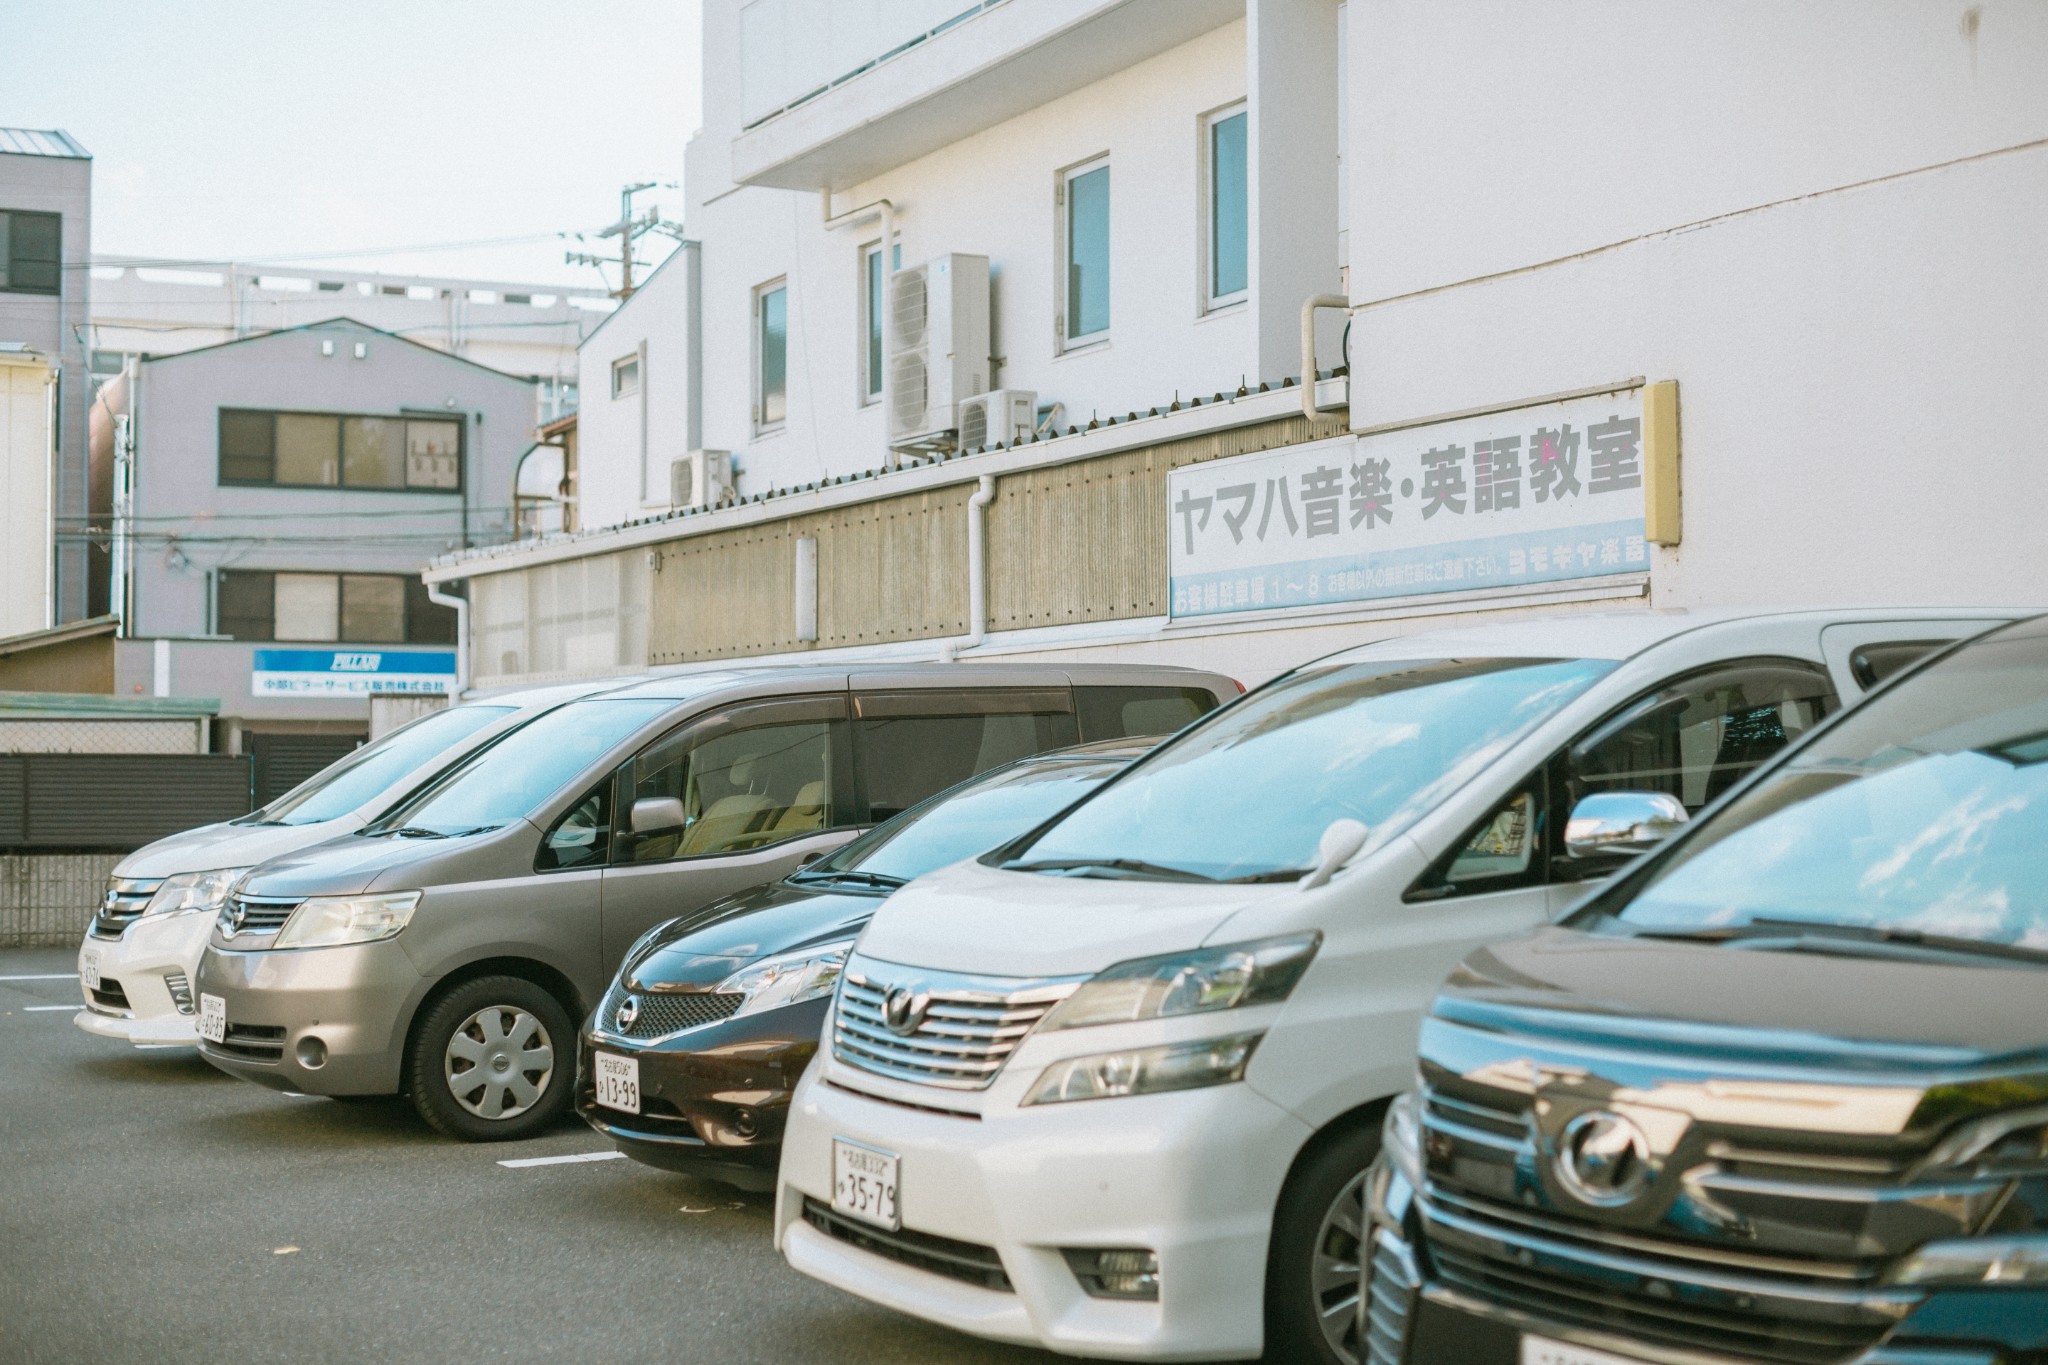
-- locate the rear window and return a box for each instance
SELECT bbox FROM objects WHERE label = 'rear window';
[1075,685,1219,742]
[854,691,1078,820]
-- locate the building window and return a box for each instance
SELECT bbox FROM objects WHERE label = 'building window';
[0,210,61,295]
[217,408,464,491]
[611,353,640,398]
[216,570,456,644]
[1060,158,1111,346]
[860,243,902,406]
[1205,105,1249,307]
[756,279,788,430]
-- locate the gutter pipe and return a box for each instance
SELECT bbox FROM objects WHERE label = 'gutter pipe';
[426,582,470,696]
[1301,293,1350,420]
[821,193,897,468]
[937,474,996,663]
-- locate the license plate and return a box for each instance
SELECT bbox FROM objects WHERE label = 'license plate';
[832,1138,900,1231]
[79,949,102,992]
[1522,1336,1654,1365]
[198,993,226,1044]
[593,1051,641,1114]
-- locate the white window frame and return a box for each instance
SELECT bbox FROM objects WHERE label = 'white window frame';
[858,241,901,408]
[1055,153,1112,354]
[1199,101,1250,314]
[610,353,640,399]
[754,277,789,435]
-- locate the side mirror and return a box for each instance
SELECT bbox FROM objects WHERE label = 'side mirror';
[629,796,687,836]
[1564,791,1688,860]
[1299,818,1371,891]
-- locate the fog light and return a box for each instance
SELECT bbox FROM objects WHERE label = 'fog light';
[295,1036,328,1069]
[1063,1247,1160,1300]
[732,1108,758,1138]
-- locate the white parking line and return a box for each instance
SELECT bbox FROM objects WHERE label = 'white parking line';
[498,1150,626,1169]
[0,974,78,982]
[137,1044,193,1050]
[21,1005,77,1012]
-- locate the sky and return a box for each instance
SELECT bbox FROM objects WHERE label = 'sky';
[1,0,704,288]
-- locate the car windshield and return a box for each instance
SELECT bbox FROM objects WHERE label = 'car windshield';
[799,754,1136,887]
[240,704,515,826]
[1006,658,1615,883]
[368,698,674,837]
[1587,619,2048,954]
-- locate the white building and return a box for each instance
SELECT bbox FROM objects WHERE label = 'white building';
[433,0,2048,693]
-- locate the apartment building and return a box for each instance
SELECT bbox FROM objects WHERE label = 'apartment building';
[430,0,2048,693]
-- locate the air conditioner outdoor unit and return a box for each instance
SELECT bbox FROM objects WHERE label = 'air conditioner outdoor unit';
[670,449,734,509]
[888,252,990,451]
[957,389,1037,451]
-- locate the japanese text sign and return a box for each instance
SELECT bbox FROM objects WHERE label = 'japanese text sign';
[252,649,457,697]
[1167,389,1648,619]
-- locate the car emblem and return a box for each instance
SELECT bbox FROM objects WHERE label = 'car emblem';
[615,995,641,1031]
[881,984,929,1036]
[1555,1109,1653,1208]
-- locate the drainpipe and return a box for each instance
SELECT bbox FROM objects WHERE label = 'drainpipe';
[821,193,896,469]
[1301,293,1349,420]
[938,475,996,663]
[427,581,470,697]
[42,359,57,630]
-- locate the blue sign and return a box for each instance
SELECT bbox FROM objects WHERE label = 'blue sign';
[251,649,457,697]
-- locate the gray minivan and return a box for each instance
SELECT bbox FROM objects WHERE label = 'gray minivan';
[193,663,1234,1139]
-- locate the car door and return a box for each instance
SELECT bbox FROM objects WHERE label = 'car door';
[849,687,1080,821]
[597,695,857,967]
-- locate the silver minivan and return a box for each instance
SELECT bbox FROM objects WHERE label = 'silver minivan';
[193,663,1234,1139]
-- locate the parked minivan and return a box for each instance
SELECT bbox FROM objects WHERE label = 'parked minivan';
[193,663,1232,1140]
[75,681,616,1047]
[1367,614,2048,1365]
[775,609,2018,1365]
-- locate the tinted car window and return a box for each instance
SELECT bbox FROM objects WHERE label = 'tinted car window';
[538,780,612,872]
[248,704,513,826]
[1010,658,1613,883]
[625,716,836,861]
[1849,639,1947,691]
[854,693,1078,820]
[1074,686,1218,742]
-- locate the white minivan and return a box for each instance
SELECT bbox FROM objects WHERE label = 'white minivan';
[776,608,2021,1364]
[74,680,626,1046]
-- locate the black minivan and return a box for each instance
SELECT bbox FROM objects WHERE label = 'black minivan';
[1367,616,2048,1365]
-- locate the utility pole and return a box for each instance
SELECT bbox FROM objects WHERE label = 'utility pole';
[567,182,685,299]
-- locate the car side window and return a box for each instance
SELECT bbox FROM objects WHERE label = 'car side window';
[853,690,1080,821]
[1407,782,1547,902]
[619,701,844,864]
[536,779,613,872]
[1074,685,1220,741]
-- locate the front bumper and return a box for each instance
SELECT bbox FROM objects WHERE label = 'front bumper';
[575,995,829,1192]
[71,911,213,1045]
[193,940,423,1096]
[776,1060,1311,1362]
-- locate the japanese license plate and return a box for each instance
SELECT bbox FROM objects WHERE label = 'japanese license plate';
[593,1052,641,1114]
[79,948,102,992]
[198,993,226,1044]
[832,1138,900,1231]
[1522,1336,1654,1365]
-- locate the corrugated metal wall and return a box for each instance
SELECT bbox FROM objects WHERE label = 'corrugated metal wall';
[0,754,255,849]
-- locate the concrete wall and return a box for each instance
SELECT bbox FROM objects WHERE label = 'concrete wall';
[576,247,700,529]
[0,852,119,948]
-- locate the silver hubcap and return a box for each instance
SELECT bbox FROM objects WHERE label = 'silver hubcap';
[1312,1169,1369,1364]
[444,1006,553,1120]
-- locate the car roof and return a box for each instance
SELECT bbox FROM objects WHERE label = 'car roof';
[601,661,1228,703]
[465,675,656,712]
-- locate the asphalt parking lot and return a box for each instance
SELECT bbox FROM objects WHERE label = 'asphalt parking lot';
[0,948,1065,1365]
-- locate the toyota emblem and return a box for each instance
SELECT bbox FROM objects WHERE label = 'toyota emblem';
[615,995,641,1031]
[1555,1110,1653,1208]
[881,984,929,1036]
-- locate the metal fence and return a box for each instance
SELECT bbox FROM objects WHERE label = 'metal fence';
[0,754,256,851]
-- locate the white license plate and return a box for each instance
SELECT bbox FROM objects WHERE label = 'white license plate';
[79,949,102,992]
[593,1051,641,1115]
[832,1138,900,1231]
[1521,1336,1654,1365]
[198,993,226,1044]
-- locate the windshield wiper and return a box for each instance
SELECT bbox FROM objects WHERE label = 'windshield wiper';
[789,869,905,891]
[1004,856,1217,883]
[1633,917,2048,966]
[378,825,449,839]
[1224,868,1312,884]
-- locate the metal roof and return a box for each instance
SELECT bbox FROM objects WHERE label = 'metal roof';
[0,127,90,159]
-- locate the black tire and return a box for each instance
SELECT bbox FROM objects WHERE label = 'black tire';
[1264,1121,1379,1365]
[406,975,575,1143]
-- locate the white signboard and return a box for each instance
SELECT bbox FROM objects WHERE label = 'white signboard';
[1168,389,1649,618]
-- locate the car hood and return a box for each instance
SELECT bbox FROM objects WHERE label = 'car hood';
[623,878,882,991]
[234,825,485,899]
[853,857,1281,978]
[113,816,365,880]
[1433,929,2048,1088]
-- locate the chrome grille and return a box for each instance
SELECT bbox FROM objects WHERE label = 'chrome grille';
[165,972,194,1015]
[596,983,741,1040]
[1364,1227,1418,1365]
[831,955,1081,1091]
[218,894,300,941]
[92,877,163,939]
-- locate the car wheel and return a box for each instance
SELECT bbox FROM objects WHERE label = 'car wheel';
[1265,1121,1378,1365]
[407,975,573,1142]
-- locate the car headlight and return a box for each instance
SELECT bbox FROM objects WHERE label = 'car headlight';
[1022,1032,1263,1106]
[1040,933,1320,1031]
[273,892,420,949]
[715,940,853,1018]
[145,868,251,917]
[1890,1234,2048,1285]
